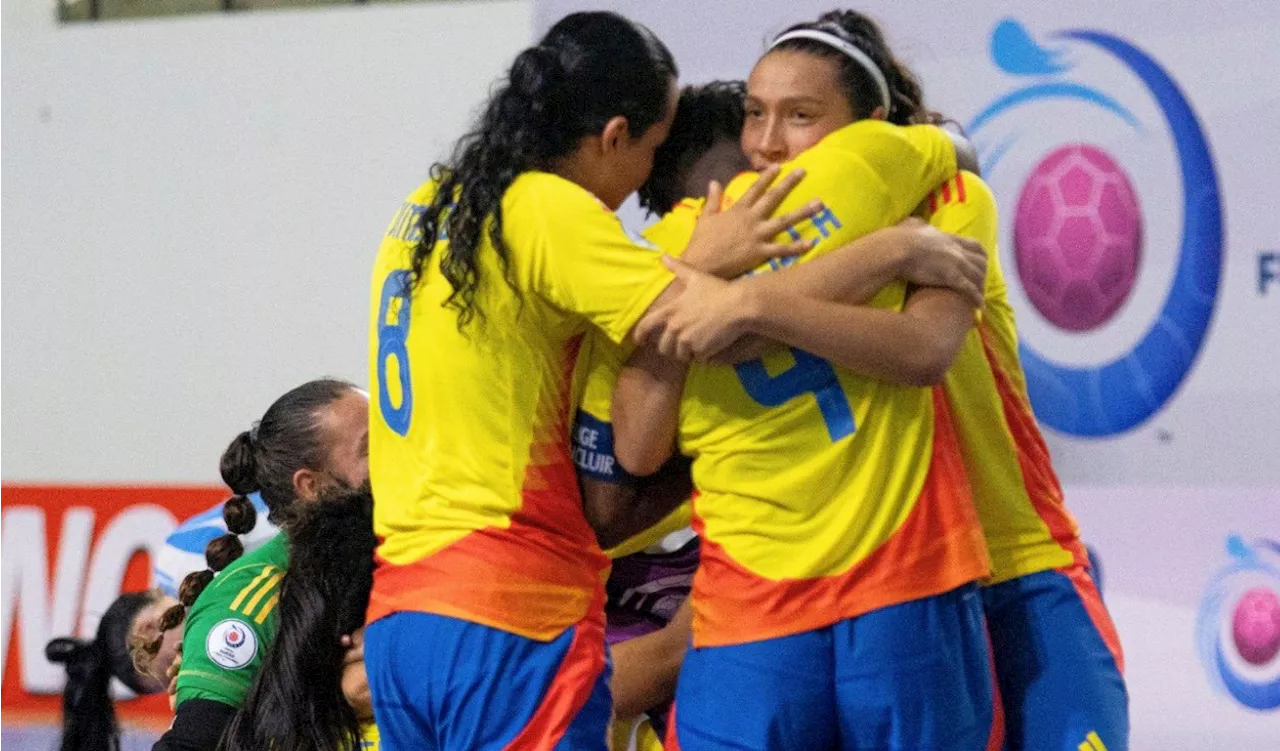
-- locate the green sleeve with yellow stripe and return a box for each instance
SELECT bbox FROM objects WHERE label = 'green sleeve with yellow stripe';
[174,533,289,708]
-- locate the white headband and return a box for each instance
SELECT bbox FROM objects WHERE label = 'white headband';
[770,29,891,115]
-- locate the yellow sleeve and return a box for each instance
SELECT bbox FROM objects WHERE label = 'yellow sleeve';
[528,180,673,344]
[927,172,1024,389]
[572,334,632,483]
[720,121,958,261]
[642,198,702,255]
[358,720,380,750]
[578,333,630,425]
[849,121,959,219]
[925,171,998,260]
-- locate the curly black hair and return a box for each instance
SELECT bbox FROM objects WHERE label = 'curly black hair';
[637,80,748,216]
[406,11,678,328]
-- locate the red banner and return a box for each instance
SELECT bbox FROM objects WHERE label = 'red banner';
[2,485,226,729]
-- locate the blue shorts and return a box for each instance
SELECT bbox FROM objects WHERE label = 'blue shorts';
[672,584,996,751]
[365,611,611,751]
[982,566,1128,751]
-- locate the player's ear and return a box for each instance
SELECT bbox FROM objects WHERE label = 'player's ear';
[599,116,631,154]
[292,467,320,503]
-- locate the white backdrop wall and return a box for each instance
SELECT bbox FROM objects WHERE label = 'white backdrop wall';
[2,0,533,483]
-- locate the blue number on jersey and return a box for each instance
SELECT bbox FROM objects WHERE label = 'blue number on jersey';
[734,348,856,441]
[376,270,414,436]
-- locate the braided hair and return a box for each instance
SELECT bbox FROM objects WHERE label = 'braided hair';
[133,379,357,677]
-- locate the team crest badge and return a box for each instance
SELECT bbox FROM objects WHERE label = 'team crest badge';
[206,618,258,670]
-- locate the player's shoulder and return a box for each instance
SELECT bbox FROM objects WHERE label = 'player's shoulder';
[642,198,702,254]
[503,171,621,252]
[188,534,286,620]
[507,170,606,217]
[927,170,995,213]
[817,119,940,157]
[404,178,440,206]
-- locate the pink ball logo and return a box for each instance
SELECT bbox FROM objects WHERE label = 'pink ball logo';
[1233,587,1280,666]
[1013,144,1143,331]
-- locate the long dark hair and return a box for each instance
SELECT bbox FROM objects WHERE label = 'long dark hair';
[47,591,162,751]
[134,379,357,678]
[222,487,377,751]
[407,11,677,326]
[773,10,941,126]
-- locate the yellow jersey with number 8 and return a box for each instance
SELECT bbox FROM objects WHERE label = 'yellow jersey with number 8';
[367,171,673,641]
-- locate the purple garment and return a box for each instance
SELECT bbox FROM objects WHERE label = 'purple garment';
[605,534,700,646]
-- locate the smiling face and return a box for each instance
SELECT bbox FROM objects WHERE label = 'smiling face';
[741,50,857,170]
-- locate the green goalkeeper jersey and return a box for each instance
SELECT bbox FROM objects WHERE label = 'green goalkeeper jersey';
[174,532,289,707]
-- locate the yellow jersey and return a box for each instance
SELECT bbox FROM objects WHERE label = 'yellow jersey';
[359,720,380,750]
[675,121,989,646]
[927,172,1086,583]
[367,171,673,640]
[571,198,704,558]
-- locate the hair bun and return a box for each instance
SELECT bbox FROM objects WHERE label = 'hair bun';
[223,495,258,535]
[509,45,565,99]
[178,569,215,607]
[206,534,245,572]
[45,636,93,664]
[220,430,260,496]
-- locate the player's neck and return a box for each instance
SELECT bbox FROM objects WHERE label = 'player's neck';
[551,152,624,212]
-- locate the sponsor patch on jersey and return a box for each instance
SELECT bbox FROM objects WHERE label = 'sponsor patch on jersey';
[206,618,258,670]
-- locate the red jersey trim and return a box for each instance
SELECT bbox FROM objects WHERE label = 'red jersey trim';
[690,389,990,646]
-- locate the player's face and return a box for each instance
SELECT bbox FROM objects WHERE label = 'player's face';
[600,81,680,210]
[742,51,856,169]
[319,389,370,492]
[130,595,181,690]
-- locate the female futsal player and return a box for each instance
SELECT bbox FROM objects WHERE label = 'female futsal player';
[221,485,379,751]
[147,379,369,751]
[358,8,881,747]
[577,79,990,751]
[624,11,1126,751]
[610,16,1006,751]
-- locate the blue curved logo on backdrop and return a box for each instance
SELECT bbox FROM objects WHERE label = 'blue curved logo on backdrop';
[969,20,1223,437]
[1195,536,1280,711]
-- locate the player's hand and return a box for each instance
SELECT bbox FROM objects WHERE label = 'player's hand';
[340,628,374,722]
[894,218,987,308]
[636,255,755,362]
[680,166,821,279]
[340,627,365,664]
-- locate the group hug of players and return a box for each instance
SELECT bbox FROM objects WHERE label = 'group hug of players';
[50,9,1130,751]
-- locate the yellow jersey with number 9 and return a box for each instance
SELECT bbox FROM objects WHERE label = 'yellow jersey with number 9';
[367,171,673,641]
[674,121,990,647]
